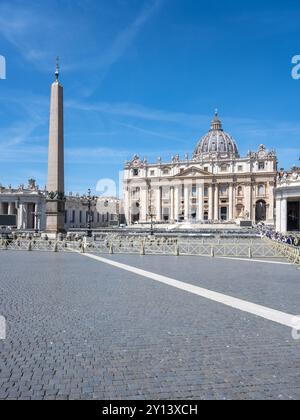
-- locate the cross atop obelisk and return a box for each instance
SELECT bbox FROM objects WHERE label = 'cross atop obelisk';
[45,59,65,236]
[55,56,59,82]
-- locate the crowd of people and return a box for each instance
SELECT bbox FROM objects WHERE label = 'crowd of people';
[257,223,300,247]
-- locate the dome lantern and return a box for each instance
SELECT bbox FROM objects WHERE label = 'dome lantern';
[211,109,222,131]
[193,111,239,160]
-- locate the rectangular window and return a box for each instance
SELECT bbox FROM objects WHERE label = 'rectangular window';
[238,165,243,172]
[220,186,228,196]
[258,162,265,170]
[220,207,228,221]
[192,185,197,197]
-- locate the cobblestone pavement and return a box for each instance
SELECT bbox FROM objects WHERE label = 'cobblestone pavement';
[0,251,300,400]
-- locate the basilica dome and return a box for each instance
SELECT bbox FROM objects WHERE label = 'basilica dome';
[193,111,239,160]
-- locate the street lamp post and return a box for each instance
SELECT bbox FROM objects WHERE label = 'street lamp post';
[83,189,95,238]
[87,189,93,238]
[149,210,155,236]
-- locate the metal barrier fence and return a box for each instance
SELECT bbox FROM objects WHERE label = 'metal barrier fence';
[0,238,282,259]
[267,240,300,267]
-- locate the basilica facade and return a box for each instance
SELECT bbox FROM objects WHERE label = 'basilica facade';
[123,112,277,226]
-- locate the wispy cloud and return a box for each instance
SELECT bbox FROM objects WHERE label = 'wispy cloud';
[67,98,300,137]
[95,0,163,72]
[66,99,205,127]
[73,0,164,95]
[0,2,57,70]
[0,118,45,149]
[0,0,163,81]
[113,121,186,143]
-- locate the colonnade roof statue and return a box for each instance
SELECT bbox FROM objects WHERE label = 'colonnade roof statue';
[193,111,240,161]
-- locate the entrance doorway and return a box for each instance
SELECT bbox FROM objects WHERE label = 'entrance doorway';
[131,202,140,223]
[220,207,228,221]
[287,201,300,231]
[255,200,267,222]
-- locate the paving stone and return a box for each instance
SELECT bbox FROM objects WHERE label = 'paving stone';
[0,251,300,400]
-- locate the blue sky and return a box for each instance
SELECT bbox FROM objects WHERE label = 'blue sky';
[0,0,300,195]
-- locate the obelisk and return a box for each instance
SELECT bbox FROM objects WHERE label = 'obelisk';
[45,59,65,237]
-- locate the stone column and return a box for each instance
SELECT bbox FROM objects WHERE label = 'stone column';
[280,198,288,233]
[8,202,15,215]
[140,184,148,223]
[170,187,175,222]
[244,184,252,220]
[19,203,27,229]
[184,183,190,221]
[208,185,213,220]
[124,187,131,225]
[34,203,41,231]
[17,204,23,230]
[214,184,219,220]
[156,187,162,222]
[33,203,37,230]
[174,185,180,222]
[276,198,281,232]
[268,182,275,223]
[228,184,233,221]
[197,183,204,222]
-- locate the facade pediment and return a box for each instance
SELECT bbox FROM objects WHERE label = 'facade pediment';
[175,166,210,178]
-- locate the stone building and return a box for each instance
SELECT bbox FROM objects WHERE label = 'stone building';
[0,179,45,230]
[275,168,300,233]
[0,180,123,231]
[123,112,277,226]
